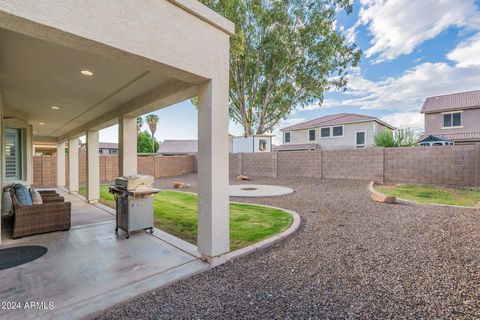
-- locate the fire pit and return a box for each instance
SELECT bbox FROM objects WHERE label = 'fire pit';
[229,184,294,197]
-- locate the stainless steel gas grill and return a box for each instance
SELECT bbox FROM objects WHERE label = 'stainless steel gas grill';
[109,175,160,239]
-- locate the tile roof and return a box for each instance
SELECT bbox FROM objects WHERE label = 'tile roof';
[420,132,480,142]
[281,113,395,131]
[158,139,197,154]
[420,89,480,113]
[99,142,118,149]
[80,142,118,149]
[273,143,320,151]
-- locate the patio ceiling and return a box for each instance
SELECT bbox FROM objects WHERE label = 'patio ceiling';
[0,28,185,138]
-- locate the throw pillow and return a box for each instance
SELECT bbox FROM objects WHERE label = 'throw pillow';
[13,184,33,206]
[30,189,43,205]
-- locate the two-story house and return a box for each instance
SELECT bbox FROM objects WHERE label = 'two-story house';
[419,90,480,146]
[276,113,395,151]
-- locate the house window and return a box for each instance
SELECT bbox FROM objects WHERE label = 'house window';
[284,132,290,143]
[309,129,316,141]
[443,112,461,128]
[5,128,22,181]
[259,139,267,151]
[332,126,343,137]
[110,149,118,155]
[356,131,366,148]
[320,127,330,137]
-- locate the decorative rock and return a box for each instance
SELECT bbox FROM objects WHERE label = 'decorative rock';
[236,175,250,181]
[369,181,396,204]
[173,182,190,189]
[371,192,396,204]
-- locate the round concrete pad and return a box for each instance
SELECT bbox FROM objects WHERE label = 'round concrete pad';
[229,184,294,197]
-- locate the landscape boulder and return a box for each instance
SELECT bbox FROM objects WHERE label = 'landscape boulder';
[371,192,396,204]
[173,182,191,189]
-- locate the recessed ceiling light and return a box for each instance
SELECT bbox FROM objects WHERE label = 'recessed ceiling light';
[51,106,60,110]
[39,122,45,125]
[80,70,94,76]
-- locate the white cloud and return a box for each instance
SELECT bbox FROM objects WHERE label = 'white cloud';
[295,0,480,131]
[344,24,358,44]
[447,33,480,66]
[315,62,480,113]
[357,0,480,62]
[380,112,424,132]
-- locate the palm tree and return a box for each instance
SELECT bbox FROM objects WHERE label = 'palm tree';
[136,116,144,134]
[145,114,159,153]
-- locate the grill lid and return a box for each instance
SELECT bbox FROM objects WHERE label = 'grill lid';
[114,175,154,192]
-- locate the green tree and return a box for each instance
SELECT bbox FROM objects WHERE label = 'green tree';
[198,0,361,135]
[374,130,396,148]
[137,131,159,153]
[374,128,418,148]
[136,116,144,133]
[145,114,159,153]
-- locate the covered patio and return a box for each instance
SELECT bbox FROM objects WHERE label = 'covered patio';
[0,194,207,320]
[0,0,234,318]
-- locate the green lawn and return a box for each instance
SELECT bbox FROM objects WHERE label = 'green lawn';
[79,185,293,250]
[376,184,480,207]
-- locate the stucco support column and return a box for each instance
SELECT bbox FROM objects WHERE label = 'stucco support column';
[118,115,137,177]
[68,137,79,193]
[56,141,66,187]
[0,88,3,245]
[86,130,100,203]
[26,125,33,185]
[197,79,230,259]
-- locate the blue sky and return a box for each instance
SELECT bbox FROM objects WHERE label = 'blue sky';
[100,0,480,145]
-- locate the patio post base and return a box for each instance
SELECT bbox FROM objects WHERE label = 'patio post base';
[200,254,228,267]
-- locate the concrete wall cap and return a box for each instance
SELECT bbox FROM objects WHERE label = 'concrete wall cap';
[169,0,235,36]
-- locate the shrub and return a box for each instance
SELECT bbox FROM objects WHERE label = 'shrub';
[374,130,396,147]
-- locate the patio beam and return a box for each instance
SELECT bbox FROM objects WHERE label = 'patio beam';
[68,137,79,193]
[197,79,230,258]
[118,115,137,177]
[57,81,197,142]
[86,130,100,203]
[56,141,66,187]
[0,0,233,82]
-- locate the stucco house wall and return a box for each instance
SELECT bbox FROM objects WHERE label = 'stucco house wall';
[425,108,480,135]
[232,136,273,153]
[283,121,391,149]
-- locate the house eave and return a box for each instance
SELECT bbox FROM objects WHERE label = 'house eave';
[421,105,480,114]
[281,119,396,131]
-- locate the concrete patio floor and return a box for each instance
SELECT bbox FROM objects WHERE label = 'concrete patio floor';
[0,194,209,320]
[63,191,115,227]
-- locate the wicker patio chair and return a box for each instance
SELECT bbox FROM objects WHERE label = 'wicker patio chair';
[37,190,58,196]
[36,190,65,203]
[11,191,71,239]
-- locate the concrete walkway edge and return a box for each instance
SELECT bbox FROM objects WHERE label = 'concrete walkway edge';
[166,190,301,266]
[217,204,301,265]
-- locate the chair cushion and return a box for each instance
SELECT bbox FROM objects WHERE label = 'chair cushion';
[13,184,33,206]
[29,189,43,205]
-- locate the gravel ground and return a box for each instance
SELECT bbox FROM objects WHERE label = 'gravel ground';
[99,174,480,319]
